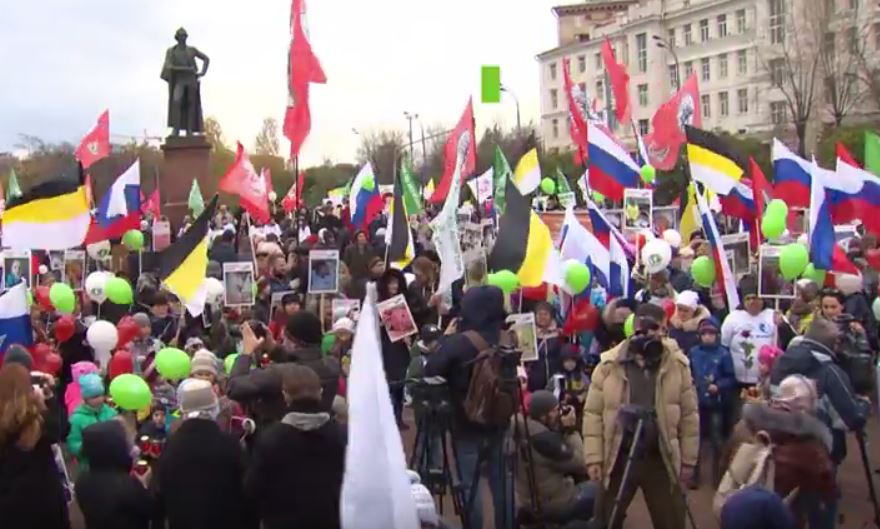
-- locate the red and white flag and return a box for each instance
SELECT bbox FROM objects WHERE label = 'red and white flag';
[601,38,630,123]
[283,0,326,159]
[220,143,271,223]
[141,188,161,218]
[562,58,588,163]
[262,167,275,199]
[644,74,702,170]
[429,99,476,204]
[75,110,110,170]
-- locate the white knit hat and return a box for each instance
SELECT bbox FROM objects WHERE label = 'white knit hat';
[675,290,700,310]
[332,317,355,334]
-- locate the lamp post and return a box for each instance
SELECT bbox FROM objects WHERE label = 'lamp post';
[652,34,681,90]
[500,84,521,131]
[403,111,418,159]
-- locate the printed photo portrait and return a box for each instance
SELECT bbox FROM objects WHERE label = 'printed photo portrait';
[223,262,256,307]
[506,313,539,363]
[308,250,340,294]
[623,189,653,231]
[63,250,86,291]
[758,245,796,299]
[331,298,361,324]
[376,294,418,343]
[721,233,751,279]
[3,251,31,290]
[461,222,483,254]
[48,251,64,282]
[652,206,678,233]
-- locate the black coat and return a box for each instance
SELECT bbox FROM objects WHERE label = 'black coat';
[75,422,153,529]
[157,419,253,529]
[0,397,70,529]
[245,399,346,529]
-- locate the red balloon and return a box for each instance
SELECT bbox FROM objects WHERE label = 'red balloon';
[31,343,60,374]
[42,353,62,375]
[116,316,140,348]
[35,286,53,312]
[54,314,76,343]
[865,248,880,272]
[31,342,54,364]
[662,299,676,321]
[521,283,549,302]
[107,349,133,382]
[562,300,600,335]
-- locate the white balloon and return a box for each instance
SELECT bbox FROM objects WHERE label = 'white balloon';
[87,320,118,368]
[641,238,673,274]
[268,191,278,201]
[87,240,112,262]
[38,264,48,275]
[203,277,225,306]
[662,229,682,248]
[85,271,113,304]
[873,297,880,322]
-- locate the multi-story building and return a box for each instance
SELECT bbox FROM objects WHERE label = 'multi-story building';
[537,0,880,155]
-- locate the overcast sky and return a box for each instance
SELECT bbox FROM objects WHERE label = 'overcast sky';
[0,0,561,166]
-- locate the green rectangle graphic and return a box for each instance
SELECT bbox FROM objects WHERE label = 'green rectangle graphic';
[481,65,501,103]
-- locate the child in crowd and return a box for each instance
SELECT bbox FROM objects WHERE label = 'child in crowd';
[548,344,590,431]
[138,403,168,441]
[756,344,784,401]
[64,360,99,416]
[67,373,119,470]
[688,318,735,489]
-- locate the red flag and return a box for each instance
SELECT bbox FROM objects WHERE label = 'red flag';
[749,157,771,249]
[262,168,275,198]
[83,173,94,209]
[644,74,702,170]
[220,143,271,224]
[601,38,630,123]
[562,58,588,163]
[283,0,326,159]
[75,110,110,170]
[429,99,476,204]
[836,142,860,167]
[141,188,161,218]
[282,182,297,213]
[296,170,305,207]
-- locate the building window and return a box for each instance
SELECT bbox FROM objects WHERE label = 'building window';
[736,9,747,33]
[770,0,785,45]
[771,101,787,124]
[718,15,728,38]
[552,118,559,139]
[638,84,649,106]
[636,33,647,73]
[700,19,710,42]
[719,54,729,78]
[719,91,729,116]
[549,62,557,80]
[737,88,749,113]
[849,0,859,10]
[550,89,558,109]
[701,94,711,118]
[638,119,650,135]
[620,39,630,66]
[684,24,693,45]
[684,61,694,77]
[824,32,836,59]
[737,49,748,74]
[577,55,586,73]
[595,53,602,69]
[668,28,676,47]
[847,27,858,53]
[596,80,604,99]
[669,64,680,87]
[769,58,785,86]
[825,0,836,14]
[701,58,711,81]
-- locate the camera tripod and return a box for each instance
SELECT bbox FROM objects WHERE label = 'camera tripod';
[856,429,880,528]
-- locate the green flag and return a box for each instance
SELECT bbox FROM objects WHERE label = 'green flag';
[7,168,22,199]
[492,146,512,214]
[188,179,205,216]
[555,168,573,194]
[865,131,880,177]
[400,154,424,215]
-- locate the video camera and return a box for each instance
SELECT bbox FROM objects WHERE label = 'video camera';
[834,314,874,395]
[408,376,453,416]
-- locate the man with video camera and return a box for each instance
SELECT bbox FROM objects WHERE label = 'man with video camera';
[512,390,595,525]
[583,303,699,529]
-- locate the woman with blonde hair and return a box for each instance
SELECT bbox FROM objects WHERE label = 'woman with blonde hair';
[0,363,70,529]
[408,256,443,327]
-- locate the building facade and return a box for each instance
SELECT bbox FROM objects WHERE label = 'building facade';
[537,0,880,155]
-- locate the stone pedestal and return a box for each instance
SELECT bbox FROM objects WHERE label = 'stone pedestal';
[160,136,213,228]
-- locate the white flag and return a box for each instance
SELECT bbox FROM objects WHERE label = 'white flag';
[340,284,419,529]
[430,133,470,293]
[466,167,494,204]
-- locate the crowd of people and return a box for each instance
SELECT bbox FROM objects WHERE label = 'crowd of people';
[0,194,878,529]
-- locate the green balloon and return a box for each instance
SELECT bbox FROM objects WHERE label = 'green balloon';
[362,174,375,191]
[224,354,240,375]
[640,164,656,184]
[25,288,33,308]
[761,211,786,240]
[802,263,827,284]
[540,177,556,195]
[122,230,144,251]
[155,347,191,380]
[49,282,76,314]
[691,255,716,287]
[624,313,635,338]
[488,269,520,294]
[779,243,809,280]
[321,333,337,355]
[565,261,591,294]
[105,277,133,305]
[109,373,153,411]
[592,191,605,203]
[766,198,789,218]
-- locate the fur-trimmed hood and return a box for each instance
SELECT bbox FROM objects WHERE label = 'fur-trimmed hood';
[742,402,832,452]
[669,305,710,332]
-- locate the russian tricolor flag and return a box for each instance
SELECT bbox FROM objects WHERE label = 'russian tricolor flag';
[560,206,610,289]
[85,159,142,244]
[587,200,632,298]
[0,283,33,357]
[809,159,860,275]
[348,162,383,229]
[772,139,811,208]
[587,122,640,201]
[833,159,880,235]
[695,187,740,310]
[718,180,756,220]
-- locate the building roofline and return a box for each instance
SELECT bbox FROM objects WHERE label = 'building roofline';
[552,1,636,18]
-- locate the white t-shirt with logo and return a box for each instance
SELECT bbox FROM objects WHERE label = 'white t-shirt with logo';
[720,308,777,384]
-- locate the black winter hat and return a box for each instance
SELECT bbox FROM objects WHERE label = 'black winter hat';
[4,345,32,370]
[285,311,323,345]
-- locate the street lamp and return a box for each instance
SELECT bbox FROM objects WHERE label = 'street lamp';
[652,34,681,90]
[500,84,521,132]
[403,111,418,159]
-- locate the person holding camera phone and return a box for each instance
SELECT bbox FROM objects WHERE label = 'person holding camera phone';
[583,303,699,529]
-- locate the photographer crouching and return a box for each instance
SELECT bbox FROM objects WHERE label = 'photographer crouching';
[583,303,699,529]
[513,390,596,526]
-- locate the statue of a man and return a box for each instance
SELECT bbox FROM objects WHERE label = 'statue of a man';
[160,28,210,137]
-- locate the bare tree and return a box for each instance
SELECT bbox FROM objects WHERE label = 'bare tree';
[203,116,228,152]
[254,117,280,157]
[355,129,405,185]
[819,2,869,126]
[758,0,822,156]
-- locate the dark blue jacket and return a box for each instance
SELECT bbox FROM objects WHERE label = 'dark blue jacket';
[688,340,736,410]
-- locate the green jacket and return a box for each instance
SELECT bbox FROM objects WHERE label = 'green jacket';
[66,402,118,467]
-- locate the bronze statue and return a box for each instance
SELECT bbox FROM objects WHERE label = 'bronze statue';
[160,28,209,137]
